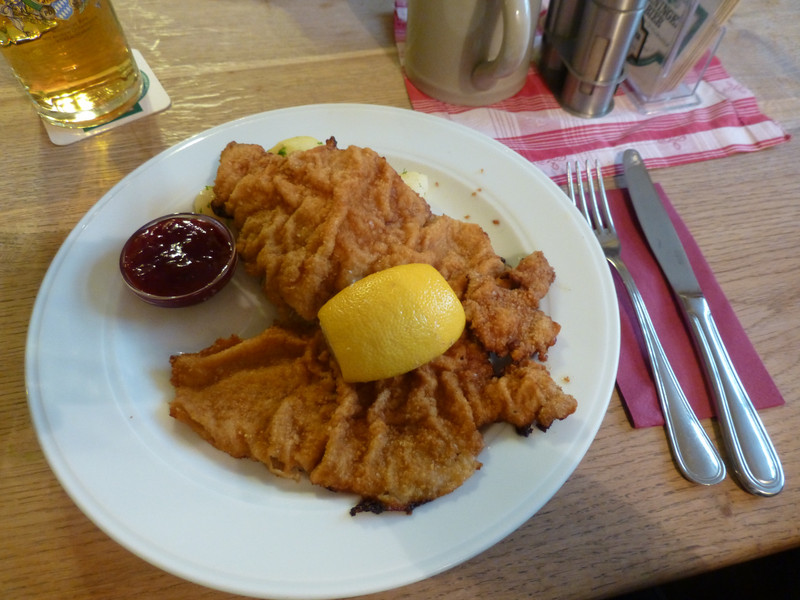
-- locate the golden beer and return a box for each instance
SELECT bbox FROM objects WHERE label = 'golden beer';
[0,0,142,128]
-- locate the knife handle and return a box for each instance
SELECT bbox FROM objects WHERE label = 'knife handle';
[680,294,785,496]
[612,259,726,485]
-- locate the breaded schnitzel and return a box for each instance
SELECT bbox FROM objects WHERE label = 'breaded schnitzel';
[169,138,577,513]
[171,326,484,512]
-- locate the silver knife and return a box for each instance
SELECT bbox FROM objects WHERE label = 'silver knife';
[623,149,784,496]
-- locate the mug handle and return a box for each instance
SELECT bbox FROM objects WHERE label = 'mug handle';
[472,0,533,90]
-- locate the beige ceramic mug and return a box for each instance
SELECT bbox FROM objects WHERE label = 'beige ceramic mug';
[404,0,537,106]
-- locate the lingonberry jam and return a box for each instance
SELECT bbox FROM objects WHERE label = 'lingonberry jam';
[120,213,237,307]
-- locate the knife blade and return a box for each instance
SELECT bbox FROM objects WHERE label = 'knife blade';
[622,149,784,496]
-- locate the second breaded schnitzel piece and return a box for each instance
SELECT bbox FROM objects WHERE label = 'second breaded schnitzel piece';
[169,326,574,513]
[170,327,485,512]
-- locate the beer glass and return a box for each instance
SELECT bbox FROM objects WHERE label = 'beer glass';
[0,0,143,128]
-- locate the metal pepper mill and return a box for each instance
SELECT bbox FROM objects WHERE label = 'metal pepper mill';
[541,0,648,117]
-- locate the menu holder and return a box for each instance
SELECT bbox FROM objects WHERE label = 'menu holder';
[624,0,737,114]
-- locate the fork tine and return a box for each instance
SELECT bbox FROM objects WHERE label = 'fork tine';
[576,161,586,216]
[584,160,604,232]
[569,161,589,225]
[566,161,577,205]
[592,160,616,233]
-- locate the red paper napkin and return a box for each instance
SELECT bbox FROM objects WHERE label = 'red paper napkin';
[609,184,784,427]
[393,1,790,184]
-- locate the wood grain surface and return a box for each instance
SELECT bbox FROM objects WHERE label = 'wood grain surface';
[1,1,798,599]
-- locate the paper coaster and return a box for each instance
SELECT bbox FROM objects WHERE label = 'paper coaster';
[43,49,171,146]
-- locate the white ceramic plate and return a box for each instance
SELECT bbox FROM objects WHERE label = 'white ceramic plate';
[26,104,619,599]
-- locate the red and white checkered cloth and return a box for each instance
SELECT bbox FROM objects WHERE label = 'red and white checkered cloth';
[394,1,789,185]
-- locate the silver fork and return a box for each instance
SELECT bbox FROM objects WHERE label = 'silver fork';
[568,160,726,486]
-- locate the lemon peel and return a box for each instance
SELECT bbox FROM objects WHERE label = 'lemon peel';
[318,263,466,382]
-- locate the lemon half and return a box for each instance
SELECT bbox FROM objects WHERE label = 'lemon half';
[318,264,466,382]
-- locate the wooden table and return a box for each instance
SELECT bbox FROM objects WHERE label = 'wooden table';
[2,1,798,598]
